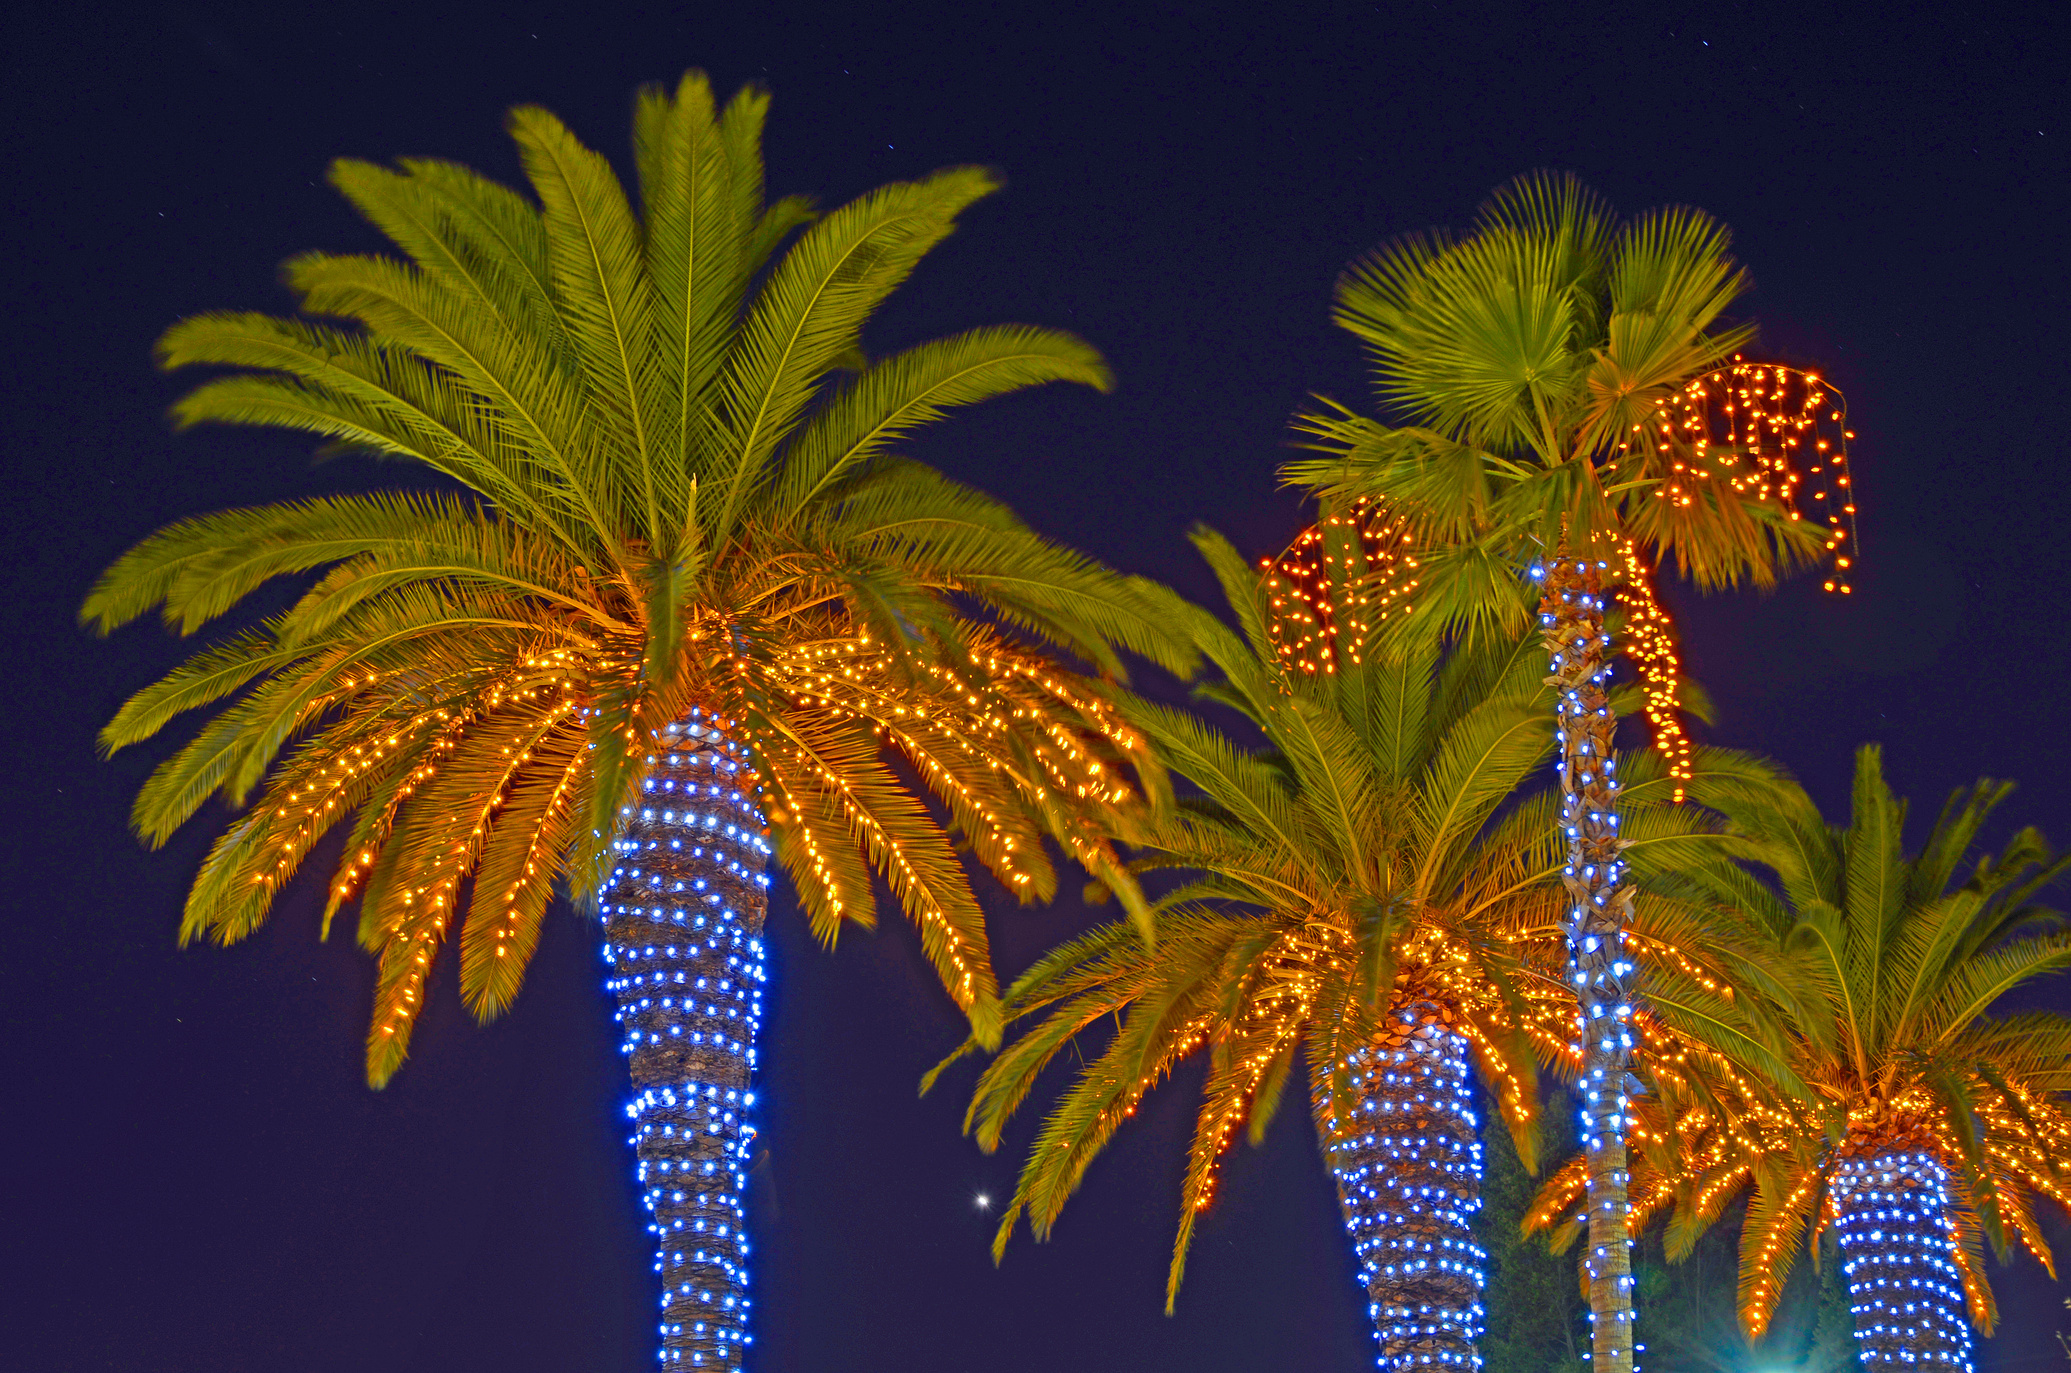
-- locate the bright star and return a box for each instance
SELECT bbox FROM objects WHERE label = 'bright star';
[974,1193,992,1211]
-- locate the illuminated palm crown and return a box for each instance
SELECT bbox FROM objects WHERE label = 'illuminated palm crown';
[1282,172,1853,787]
[84,72,1193,1083]
[1285,169,1849,602]
[945,527,1736,1308]
[1531,746,2071,1339]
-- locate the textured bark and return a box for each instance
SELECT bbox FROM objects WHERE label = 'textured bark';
[1538,551,1636,1373]
[1832,1122,1973,1372]
[604,716,770,1370]
[1314,999,1487,1373]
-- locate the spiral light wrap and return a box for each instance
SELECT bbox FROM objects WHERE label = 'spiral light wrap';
[603,712,770,1369]
[1317,1005,1487,1372]
[1832,1148,1973,1373]
[1535,553,1638,1373]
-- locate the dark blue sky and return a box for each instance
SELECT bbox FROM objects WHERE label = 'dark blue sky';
[7,2,2069,1370]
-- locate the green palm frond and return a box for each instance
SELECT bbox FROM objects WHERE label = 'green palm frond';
[710,167,998,540]
[776,325,1110,519]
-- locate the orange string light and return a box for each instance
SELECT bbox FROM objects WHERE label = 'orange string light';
[1258,496,1418,677]
[1609,541,1689,800]
[1644,358,1861,594]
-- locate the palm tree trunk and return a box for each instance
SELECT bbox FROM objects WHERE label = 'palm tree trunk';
[1313,999,1487,1373]
[605,712,770,1370]
[1832,1129,1973,1372]
[1537,550,1637,1373]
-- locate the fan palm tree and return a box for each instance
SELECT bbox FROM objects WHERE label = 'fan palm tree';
[82,73,1195,1371]
[1531,746,2071,1367]
[943,527,1726,1371]
[1282,173,1850,1373]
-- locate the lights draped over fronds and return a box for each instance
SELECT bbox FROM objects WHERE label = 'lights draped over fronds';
[86,70,1196,1084]
[1587,363,1865,780]
[1634,361,1860,594]
[1604,362,1861,790]
[1258,495,1419,677]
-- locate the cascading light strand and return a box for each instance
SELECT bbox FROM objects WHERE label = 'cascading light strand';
[1643,358,1861,594]
[603,709,772,1370]
[1609,539,1690,802]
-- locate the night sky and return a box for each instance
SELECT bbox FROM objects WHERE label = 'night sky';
[9,3,2070,1370]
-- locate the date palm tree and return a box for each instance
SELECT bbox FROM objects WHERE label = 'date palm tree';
[83,72,1193,1371]
[1283,173,1847,1373]
[943,528,1726,1371]
[1533,746,2071,1366]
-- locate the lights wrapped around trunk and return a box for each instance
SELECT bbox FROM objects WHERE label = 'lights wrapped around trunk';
[1315,1002,1487,1372]
[1831,1144,1972,1373]
[603,712,771,1369]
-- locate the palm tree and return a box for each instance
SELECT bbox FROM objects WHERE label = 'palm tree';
[945,527,1719,1370]
[1533,746,2071,1367]
[1281,173,1855,1373]
[83,72,1194,1370]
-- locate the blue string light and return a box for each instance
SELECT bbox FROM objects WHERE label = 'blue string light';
[1832,1150,1973,1373]
[1319,1008,1487,1373]
[1540,556,1638,1373]
[603,711,772,1369]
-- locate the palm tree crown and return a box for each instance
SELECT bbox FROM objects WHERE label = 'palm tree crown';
[1285,171,1837,628]
[949,527,1730,1370]
[1537,746,2071,1352]
[85,71,1192,1079]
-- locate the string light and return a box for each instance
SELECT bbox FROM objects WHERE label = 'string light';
[1259,496,1418,676]
[1316,1006,1487,1373]
[1609,540,1688,802]
[603,710,771,1370]
[1642,359,1859,592]
[1534,552,1638,1373]
[1603,361,1864,787]
[1831,1143,1972,1373]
